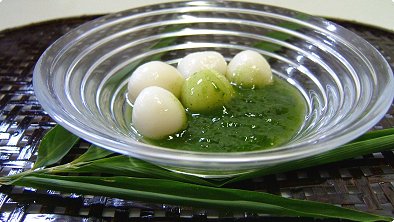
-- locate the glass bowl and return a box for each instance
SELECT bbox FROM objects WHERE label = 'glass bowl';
[33,1,394,178]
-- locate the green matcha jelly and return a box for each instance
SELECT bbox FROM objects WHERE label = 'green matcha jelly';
[148,77,306,152]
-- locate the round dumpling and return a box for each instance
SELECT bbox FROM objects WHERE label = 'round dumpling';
[181,69,234,112]
[226,50,273,88]
[127,61,184,103]
[132,86,187,139]
[177,51,227,78]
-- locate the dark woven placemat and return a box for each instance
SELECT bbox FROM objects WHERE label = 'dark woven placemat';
[0,15,393,221]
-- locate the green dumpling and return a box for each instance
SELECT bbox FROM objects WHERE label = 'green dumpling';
[181,69,234,113]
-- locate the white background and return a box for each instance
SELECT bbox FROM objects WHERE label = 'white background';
[0,0,393,32]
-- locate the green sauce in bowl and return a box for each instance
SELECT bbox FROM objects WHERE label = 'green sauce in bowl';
[147,77,306,152]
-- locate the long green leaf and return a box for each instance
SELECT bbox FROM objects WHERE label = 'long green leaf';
[9,173,391,221]
[353,127,394,142]
[71,145,114,164]
[32,125,79,169]
[62,155,217,187]
[225,132,394,185]
[33,128,394,187]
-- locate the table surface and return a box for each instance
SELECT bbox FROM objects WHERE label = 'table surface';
[0,14,394,221]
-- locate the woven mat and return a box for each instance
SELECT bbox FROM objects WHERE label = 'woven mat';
[0,16,393,221]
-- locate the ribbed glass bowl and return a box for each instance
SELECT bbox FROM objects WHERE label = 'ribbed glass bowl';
[33,1,394,178]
